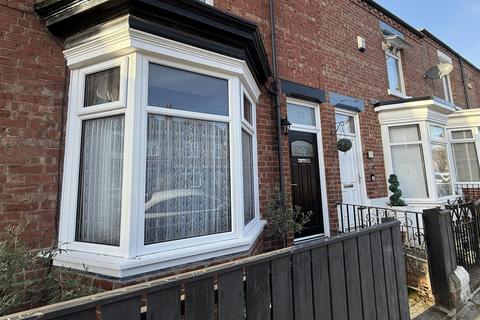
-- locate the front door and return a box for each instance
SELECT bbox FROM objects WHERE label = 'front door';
[289,131,324,238]
[336,113,363,205]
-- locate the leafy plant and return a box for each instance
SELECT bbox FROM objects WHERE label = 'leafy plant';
[263,188,311,247]
[388,174,406,206]
[0,224,100,316]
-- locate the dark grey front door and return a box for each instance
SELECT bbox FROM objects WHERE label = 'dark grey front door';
[289,131,324,238]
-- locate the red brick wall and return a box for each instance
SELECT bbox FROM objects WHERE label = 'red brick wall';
[0,0,66,248]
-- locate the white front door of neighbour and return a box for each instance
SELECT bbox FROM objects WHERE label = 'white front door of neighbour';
[336,112,364,205]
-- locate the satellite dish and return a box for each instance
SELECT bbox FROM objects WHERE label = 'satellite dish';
[425,63,453,79]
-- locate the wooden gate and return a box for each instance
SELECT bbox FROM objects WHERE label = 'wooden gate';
[4,221,409,320]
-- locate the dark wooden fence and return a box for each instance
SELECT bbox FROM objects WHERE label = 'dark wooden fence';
[4,221,409,320]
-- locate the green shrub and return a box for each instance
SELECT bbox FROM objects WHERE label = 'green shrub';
[263,188,311,247]
[0,224,100,316]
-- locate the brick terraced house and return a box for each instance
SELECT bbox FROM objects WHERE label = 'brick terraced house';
[0,0,479,286]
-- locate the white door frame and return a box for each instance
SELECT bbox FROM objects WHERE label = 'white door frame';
[287,97,330,236]
[335,108,368,205]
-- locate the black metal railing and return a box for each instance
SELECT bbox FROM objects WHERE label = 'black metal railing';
[446,197,480,270]
[337,203,426,253]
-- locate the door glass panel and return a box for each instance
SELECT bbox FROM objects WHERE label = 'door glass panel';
[291,140,314,157]
[287,103,316,126]
[335,113,355,134]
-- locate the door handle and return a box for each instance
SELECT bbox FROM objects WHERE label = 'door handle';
[343,184,354,188]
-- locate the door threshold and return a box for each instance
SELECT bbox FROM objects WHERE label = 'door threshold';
[294,233,325,244]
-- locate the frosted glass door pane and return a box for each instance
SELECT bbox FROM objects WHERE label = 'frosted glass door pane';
[76,115,124,246]
[391,144,428,198]
[287,103,315,126]
[145,115,231,244]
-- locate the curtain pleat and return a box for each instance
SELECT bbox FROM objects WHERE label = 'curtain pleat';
[76,115,124,246]
[145,115,231,244]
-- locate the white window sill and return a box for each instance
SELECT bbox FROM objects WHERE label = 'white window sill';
[54,219,266,278]
[387,89,410,100]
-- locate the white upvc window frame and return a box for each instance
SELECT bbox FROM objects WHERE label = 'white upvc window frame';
[428,125,454,199]
[437,50,454,104]
[57,21,264,277]
[381,121,456,204]
[385,123,430,201]
[449,127,480,184]
[385,47,407,98]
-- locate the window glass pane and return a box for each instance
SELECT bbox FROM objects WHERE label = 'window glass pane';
[431,144,453,197]
[243,94,252,125]
[389,125,421,143]
[148,63,228,116]
[391,144,428,198]
[386,54,402,93]
[452,130,473,140]
[335,113,355,134]
[452,143,480,182]
[287,103,315,126]
[429,125,445,141]
[145,115,231,244]
[242,130,254,225]
[84,67,120,107]
[76,115,124,246]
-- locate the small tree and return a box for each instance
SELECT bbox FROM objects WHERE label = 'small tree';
[388,174,406,206]
[0,224,100,316]
[263,189,311,247]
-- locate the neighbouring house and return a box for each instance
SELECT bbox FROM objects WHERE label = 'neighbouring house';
[0,0,479,289]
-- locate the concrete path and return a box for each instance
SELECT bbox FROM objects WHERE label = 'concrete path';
[414,289,480,320]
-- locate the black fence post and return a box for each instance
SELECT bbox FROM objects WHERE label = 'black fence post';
[423,207,459,309]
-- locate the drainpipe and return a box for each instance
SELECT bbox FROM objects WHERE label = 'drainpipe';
[269,0,285,191]
[459,58,471,109]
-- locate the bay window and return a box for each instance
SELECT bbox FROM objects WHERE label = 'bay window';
[57,31,264,277]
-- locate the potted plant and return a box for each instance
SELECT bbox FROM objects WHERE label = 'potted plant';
[263,188,311,248]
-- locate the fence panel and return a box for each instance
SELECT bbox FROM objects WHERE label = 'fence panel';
[4,221,409,320]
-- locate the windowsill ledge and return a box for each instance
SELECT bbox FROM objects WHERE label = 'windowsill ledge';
[387,89,411,100]
[54,219,266,278]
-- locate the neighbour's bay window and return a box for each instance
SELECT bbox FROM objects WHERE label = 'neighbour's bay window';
[58,34,264,277]
[388,125,428,198]
[450,128,480,183]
